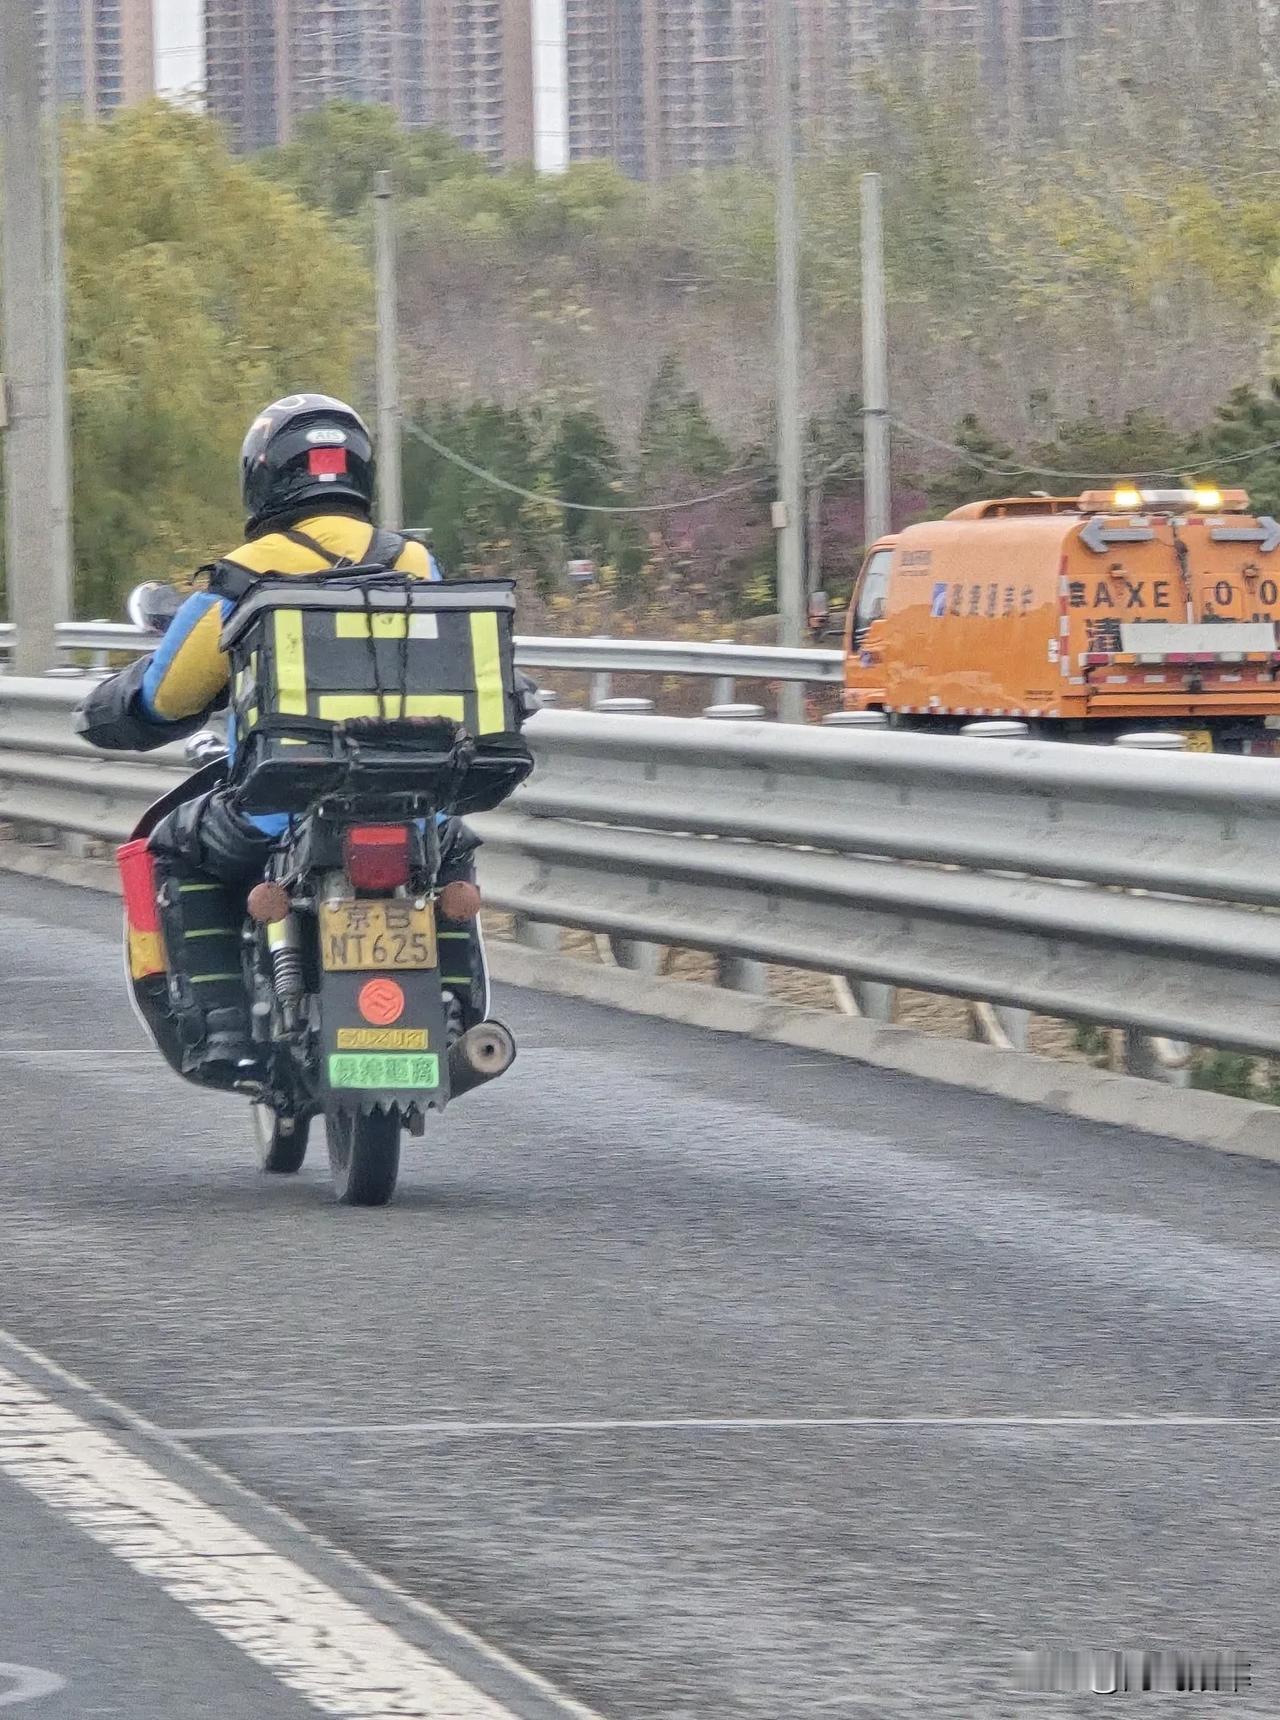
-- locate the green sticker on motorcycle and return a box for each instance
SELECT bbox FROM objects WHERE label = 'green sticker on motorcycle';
[328,1053,440,1090]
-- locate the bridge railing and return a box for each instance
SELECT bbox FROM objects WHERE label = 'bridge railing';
[0,678,1274,1082]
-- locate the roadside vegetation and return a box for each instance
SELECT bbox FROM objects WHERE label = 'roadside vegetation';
[12,24,1280,628]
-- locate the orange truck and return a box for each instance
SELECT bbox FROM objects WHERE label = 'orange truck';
[837,487,1280,752]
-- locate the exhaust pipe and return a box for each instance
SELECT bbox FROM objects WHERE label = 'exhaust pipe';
[448,1020,516,1098]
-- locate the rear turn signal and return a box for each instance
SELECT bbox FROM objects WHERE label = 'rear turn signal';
[344,824,412,892]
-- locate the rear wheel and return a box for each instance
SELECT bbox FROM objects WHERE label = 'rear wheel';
[252,1103,310,1175]
[325,1106,401,1206]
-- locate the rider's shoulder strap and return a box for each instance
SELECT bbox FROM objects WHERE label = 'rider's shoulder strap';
[199,556,258,602]
[200,526,408,604]
[364,526,409,570]
[283,524,407,572]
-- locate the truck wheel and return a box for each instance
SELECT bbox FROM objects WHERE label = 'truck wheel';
[325,1106,400,1206]
[252,1103,310,1174]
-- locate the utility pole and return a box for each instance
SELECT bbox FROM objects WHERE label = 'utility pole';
[47,1,75,620]
[1,0,66,673]
[860,172,891,546]
[373,170,403,529]
[768,0,806,723]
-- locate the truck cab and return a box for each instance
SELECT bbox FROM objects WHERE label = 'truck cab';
[842,536,897,712]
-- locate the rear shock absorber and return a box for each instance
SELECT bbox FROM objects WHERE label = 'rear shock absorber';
[267,914,305,1016]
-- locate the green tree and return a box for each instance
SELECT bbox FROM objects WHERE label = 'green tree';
[255,102,482,220]
[1033,406,1190,492]
[402,401,560,593]
[921,406,1189,518]
[547,410,647,594]
[62,103,370,616]
[637,357,732,484]
[921,416,1033,515]
[1190,383,1280,517]
[549,409,624,550]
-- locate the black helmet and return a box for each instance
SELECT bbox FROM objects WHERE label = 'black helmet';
[240,393,375,531]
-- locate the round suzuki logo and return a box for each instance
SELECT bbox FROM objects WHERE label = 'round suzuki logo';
[358,978,405,1026]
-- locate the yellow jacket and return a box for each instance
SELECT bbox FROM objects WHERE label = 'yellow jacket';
[140,515,436,724]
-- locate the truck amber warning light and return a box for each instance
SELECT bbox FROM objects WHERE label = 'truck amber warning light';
[1078,486,1248,514]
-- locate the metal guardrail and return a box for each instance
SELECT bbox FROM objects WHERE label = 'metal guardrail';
[0,622,845,689]
[0,679,1276,1075]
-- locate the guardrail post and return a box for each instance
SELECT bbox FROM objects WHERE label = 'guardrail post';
[994,1007,1029,1051]
[1114,731,1186,753]
[593,694,666,971]
[696,690,771,984]
[711,638,736,707]
[970,1000,1030,1052]
[960,720,1031,740]
[833,978,895,1020]
[593,697,656,716]
[959,720,1034,1051]
[1123,1031,1192,1087]
[511,916,560,953]
[86,620,111,673]
[822,711,890,730]
[589,671,613,709]
[607,937,666,976]
[715,954,769,993]
[702,703,767,722]
[1109,733,1191,1082]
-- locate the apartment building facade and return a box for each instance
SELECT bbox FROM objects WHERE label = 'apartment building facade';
[35,0,155,118]
[558,0,1198,177]
[204,0,534,163]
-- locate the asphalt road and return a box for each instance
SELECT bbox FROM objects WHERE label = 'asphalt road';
[0,868,1278,1716]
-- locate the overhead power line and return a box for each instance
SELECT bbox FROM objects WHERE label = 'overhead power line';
[402,414,1280,522]
[891,417,1280,484]
[403,422,768,515]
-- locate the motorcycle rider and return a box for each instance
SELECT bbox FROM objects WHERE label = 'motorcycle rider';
[76,393,494,1079]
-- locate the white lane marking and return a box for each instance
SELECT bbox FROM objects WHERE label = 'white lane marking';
[0,1365,596,1720]
[0,1667,65,1709]
[165,1414,1280,1439]
[0,1332,604,1720]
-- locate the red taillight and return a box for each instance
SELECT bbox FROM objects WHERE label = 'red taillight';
[344,824,412,892]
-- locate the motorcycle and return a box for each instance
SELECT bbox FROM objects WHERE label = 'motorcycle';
[116,572,534,1205]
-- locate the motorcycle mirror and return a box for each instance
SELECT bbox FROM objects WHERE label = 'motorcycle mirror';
[127,582,185,635]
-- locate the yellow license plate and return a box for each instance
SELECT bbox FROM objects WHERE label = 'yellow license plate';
[319,899,437,972]
[1180,729,1214,754]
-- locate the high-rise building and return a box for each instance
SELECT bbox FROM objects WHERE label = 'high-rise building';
[558,0,1204,178]
[417,0,535,162]
[562,0,767,179]
[204,0,535,164]
[793,0,883,153]
[35,0,156,118]
[562,0,900,178]
[203,0,286,154]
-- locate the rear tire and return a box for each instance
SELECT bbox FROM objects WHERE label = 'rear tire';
[325,1106,401,1206]
[252,1103,310,1175]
